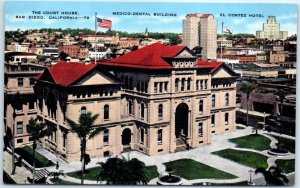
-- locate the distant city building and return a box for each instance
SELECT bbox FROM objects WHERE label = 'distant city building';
[5,52,37,63]
[217,38,233,48]
[256,16,288,40]
[114,33,140,48]
[58,45,89,58]
[182,13,217,60]
[267,51,285,63]
[6,44,29,52]
[4,62,46,147]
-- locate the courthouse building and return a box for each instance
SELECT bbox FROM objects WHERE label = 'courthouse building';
[35,43,238,162]
[182,13,217,60]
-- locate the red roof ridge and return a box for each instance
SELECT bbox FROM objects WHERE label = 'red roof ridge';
[40,61,97,86]
[100,42,186,69]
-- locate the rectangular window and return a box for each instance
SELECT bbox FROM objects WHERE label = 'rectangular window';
[140,128,144,144]
[211,114,215,127]
[63,133,67,148]
[103,130,109,145]
[225,113,229,125]
[181,79,185,91]
[200,80,203,90]
[158,129,162,143]
[16,122,23,134]
[159,82,163,93]
[17,139,23,143]
[145,83,148,93]
[196,80,199,90]
[18,78,24,87]
[204,80,208,89]
[154,82,158,93]
[30,78,35,86]
[175,79,179,92]
[164,82,168,92]
[198,122,203,136]
[29,101,35,110]
[187,78,191,91]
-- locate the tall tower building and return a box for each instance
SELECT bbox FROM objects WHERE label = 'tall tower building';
[182,13,217,60]
[256,16,288,40]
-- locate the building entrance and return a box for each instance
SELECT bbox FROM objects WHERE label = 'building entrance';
[122,128,131,146]
[175,103,189,138]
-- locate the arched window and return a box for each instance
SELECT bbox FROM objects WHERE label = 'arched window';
[175,78,179,92]
[187,78,191,91]
[104,105,109,120]
[80,106,87,115]
[128,100,133,115]
[181,78,185,91]
[199,100,203,113]
[212,94,216,107]
[158,104,163,120]
[225,93,229,106]
[140,103,145,119]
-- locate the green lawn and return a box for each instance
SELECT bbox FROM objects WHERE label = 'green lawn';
[229,134,271,151]
[275,159,295,174]
[50,178,77,185]
[212,149,268,169]
[15,146,54,168]
[266,134,295,153]
[194,181,248,186]
[67,167,100,181]
[67,165,159,182]
[163,159,237,180]
[144,165,159,181]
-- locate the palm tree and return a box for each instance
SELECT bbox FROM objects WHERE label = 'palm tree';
[255,166,289,185]
[97,157,148,185]
[275,89,287,116]
[66,111,103,184]
[26,118,54,184]
[239,83,256,126]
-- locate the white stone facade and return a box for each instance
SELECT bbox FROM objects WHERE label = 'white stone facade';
[182,14,217,60]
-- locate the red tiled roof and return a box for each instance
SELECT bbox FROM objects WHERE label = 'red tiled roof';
[99,43,186,69]
[187,13,212,18]
[188,13,198,17]
[200,14,212,18]
[37,61,97,86]
[197,59,223,73]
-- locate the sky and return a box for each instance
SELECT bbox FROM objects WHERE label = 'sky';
[5,1,298,35]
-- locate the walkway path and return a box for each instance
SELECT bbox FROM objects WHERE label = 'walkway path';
[3,151,32,184]
[5,126,295,186]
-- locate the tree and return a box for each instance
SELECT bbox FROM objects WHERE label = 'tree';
[97,157,149,185]
[239,83,256,126]
[59,51,69,61]
[255,166,289,185]
[66,112,103,184]
[26,118,54,184]
[275,89,287,116]
[192,46,203,55]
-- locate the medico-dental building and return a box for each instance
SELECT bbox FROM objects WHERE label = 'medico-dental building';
[35,43,238,162]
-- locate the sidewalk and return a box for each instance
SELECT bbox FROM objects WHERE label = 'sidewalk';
[3,151,32,184]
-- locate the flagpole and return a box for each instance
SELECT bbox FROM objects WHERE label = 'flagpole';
[95,12,97,64]
[221,22,223,61]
